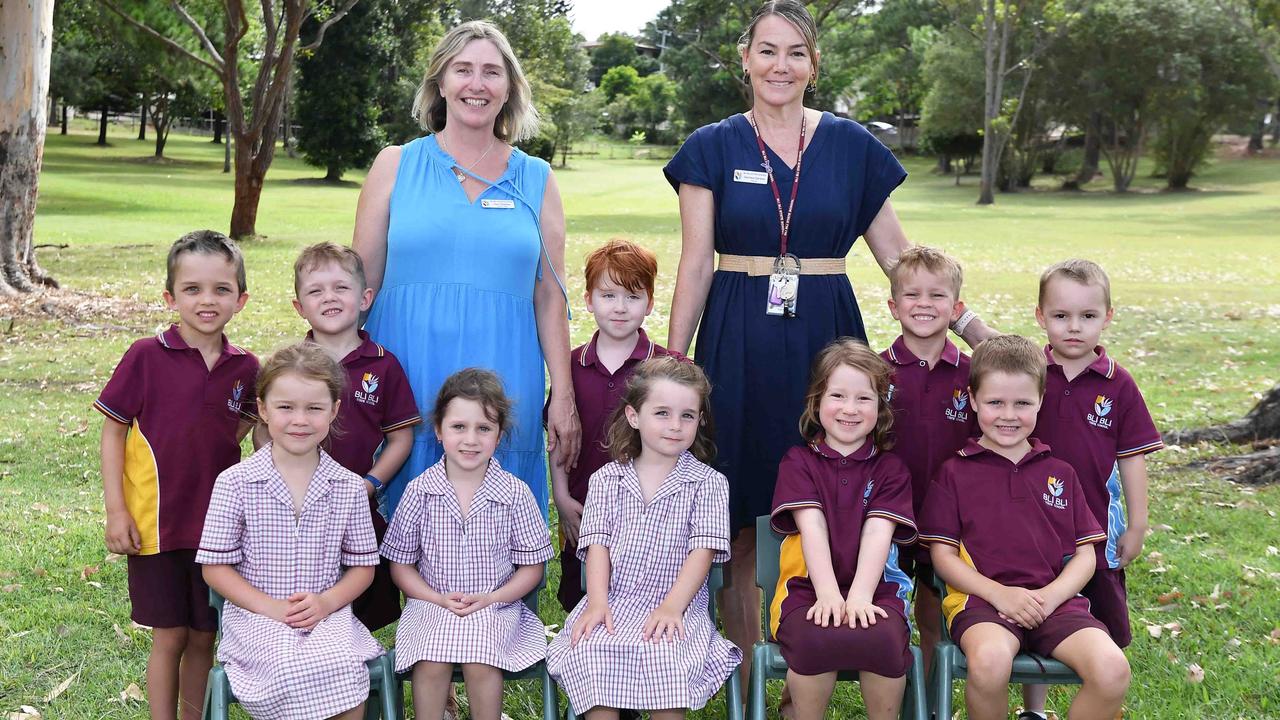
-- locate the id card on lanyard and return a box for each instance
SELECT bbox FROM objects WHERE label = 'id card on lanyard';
[749,111,807,318]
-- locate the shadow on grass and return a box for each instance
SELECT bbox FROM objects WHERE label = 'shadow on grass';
[566,212,680,235]
[288,177,362,188]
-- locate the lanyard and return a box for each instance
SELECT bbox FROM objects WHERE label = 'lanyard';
[748,111,807,257]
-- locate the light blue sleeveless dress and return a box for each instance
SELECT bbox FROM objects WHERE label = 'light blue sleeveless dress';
[364,135,553,519]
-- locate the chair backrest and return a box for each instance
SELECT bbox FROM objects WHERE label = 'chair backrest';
[754,514,785,639]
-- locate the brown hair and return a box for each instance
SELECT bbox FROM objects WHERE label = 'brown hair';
[256,343,346,405]
[604,356,716,465]
[969,334,1047,396]
[293,242,367,296]
[431,368,514,439]
[166,230,247,295]
[738,1,820,86]
[1038,258,1112,310]
[889,245,964,298]
[799,338,895,450]
[412,21,539,142]
[583,239,658,298]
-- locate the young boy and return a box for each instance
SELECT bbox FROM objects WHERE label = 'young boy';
[292,242,420,630]
[920,334,1131,720]
[880,245,977,669]
[1018,261,1163,720]
[552,239,685,612]
[96,230,259,720]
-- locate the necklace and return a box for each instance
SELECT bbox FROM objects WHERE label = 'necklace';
[438,132,497,183]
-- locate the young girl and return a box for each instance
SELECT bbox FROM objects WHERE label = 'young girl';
[197,343,383,720]
[380,368,552,720]
[769,338,918,720]
[546,356,741,719]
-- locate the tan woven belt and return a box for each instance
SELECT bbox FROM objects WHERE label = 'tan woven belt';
[717,254,847,277]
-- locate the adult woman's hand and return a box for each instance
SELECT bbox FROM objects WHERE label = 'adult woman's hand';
[546,390,581,471]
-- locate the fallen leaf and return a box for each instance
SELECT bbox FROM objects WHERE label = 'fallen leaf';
[30,502,49,512]
[86,581,102,589]
[1157,590,1183,604]
[120,683,145,702]
[1147,551,1164,562]
[43,671,79,703]
[80,565,98,581]
[7,706,41,720]
[1186,663,1205,683]
[104,552,124,563]
[54,625,70,638]
[1146,624,1163,638]
[1270,628,1280,645]
[1,584,21,593]
[1266,546,1278,557]
[1152,523,1174,532]
[1228,638,1242,648]
[31,568,47,578]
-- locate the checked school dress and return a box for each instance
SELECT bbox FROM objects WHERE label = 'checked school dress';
[546,452,742,712]
[380,458,554,673]
[196,447,384,720]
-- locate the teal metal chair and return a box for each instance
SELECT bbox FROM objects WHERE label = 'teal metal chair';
[928,573,1081,719]
[389,574,558,720]
[202,588,397,720]
[748,515,928,720]
[565,563,744,720]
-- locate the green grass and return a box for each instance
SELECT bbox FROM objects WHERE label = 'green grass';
[2,121,1279,718]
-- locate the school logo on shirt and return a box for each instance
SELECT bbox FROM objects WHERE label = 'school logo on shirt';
[863,480,874,506]
[945,388,970,423]
[1087,394,1114,429]
[1042,476,1068,510]
[354,373,380,406]
[227,380,244,414]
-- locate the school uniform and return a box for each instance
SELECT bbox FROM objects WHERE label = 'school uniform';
[308,330,420,631]
[769,440,918,677]
[556,329,685,611]
[380,458,553,673]
[1036,345,1163,647]
[195,446,383,720]
[94,324,258,630]
[919,440,1108,656]
[881,337,976,577]
[546,453,742,712]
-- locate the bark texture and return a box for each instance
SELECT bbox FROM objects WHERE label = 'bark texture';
[1168,384,1280,486]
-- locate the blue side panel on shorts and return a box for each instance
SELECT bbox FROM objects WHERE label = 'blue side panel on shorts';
[883,543,914,631]
[1104,461,1125,569]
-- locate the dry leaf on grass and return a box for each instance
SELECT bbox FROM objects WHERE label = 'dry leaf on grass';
[1266,546,1278,557]
[1269,628,1280,645]
[7,706,41,719]
[120,683,145,702]
[1186,663,1205,683]
[104,553,124,563]
[112,623,130,645]
[43,671,79,703]
[1,584,21,593]
[80,566,98,581]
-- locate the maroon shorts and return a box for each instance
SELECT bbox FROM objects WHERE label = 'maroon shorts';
[557,540,585,613]
[127,550,217,631]
[1082,561,1131,648]
[950,596,1105,658]
[776,606,911,678]
[352,503,402,632]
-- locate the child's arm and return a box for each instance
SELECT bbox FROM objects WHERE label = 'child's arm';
[1036,548,1096,616]
[454,563,544,616]
[844,517,895,628]
[642,547,716,642]
[389,561,467,613]
[365,427,413,494]
[284,565,374,630]
[203,563,290,624]
[931,543,1047,629]
[571,544,614,645]
[793,507,847,628]
[1116,455,1150,567]
[550,462,583,547]
[100,420,141,555]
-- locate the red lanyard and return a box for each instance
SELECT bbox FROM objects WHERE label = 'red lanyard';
[748,111,807,257]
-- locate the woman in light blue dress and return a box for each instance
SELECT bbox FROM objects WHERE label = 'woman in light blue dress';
[353,20,579,519]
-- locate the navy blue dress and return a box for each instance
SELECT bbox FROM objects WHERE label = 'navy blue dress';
[663,112,907,533]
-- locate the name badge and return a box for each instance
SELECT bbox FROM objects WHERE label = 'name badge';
[480,199,515,209]
[733,169,769,185]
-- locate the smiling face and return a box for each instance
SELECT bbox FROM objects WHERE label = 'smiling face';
[439,38,510,133]
[625,378,702,461]
[888,267,962,342]
[258,372,339,458]
[1036,276,1114,363]
[741,14,817,110]
[292,261,373,339]
[817,363,878,455]
[163,251,248,343]
[973,370,1042,459]
[586,274,653,344]
[436,397,501,475]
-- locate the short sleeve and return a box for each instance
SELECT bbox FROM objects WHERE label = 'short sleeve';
[379,353,422,433]
[865,455,918,545]
[689,472,731,563]
[237,353,261,422]
[664,124,716,192]
[380,480,425,564]
[770,448,822,535]
[509,481,554,566]
[94,343,146,425]
[1115,375,1163,458]
[854,128,908,237]
[917,465,961,549]
[196,467,245,565]
[576,466,620,560]
[341,483,380,566]
[1069,469,1106,547]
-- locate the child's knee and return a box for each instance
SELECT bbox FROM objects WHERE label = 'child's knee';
[412,660,454,683]
[1081,647,1131,696]
[186,629,215,652]
[151,626,190,653]
[964,641,1015,686]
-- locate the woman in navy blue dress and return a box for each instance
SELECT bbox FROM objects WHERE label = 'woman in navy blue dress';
[663,0,988,690]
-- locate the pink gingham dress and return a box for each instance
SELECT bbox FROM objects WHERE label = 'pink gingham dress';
[545,452,742,712]
[196,446,384,720]
[381,458,554,672]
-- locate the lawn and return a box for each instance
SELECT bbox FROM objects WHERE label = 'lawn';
[1,122,1278,719]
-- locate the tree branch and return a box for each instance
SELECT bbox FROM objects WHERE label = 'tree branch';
[98,0,223,73]
[168,0,226,66]
[298,0,362,52]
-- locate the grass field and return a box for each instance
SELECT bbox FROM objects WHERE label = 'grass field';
[1,122,1278,719]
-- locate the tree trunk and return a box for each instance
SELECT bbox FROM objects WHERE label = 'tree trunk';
[60,99,68,135]
[212,112,224,144]
[977,0,1008,206]
[1069,112,1102,188]
[1168,383,1280,486]
[223,131,231,173]
[97,104,109,145]
[1247,98,1267,153]
[325,164,342,182]
[0,0,58,295]
[138,96,147,141]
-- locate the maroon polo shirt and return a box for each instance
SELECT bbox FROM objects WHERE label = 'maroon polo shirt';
[310,330,422,478]
[94,325,259,554]
[562,329,685,503]
[881,336,977,513]
[919,440,1105,620]
[768,439,918,636]
[1036,345,1163,527]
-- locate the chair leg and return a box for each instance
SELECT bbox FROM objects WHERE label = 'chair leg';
[905,646,928,720]
[725,660,744,720]
[541,664,558,720]
[748,642,770,720]
[931,646,953,720]
[206,666,231,720]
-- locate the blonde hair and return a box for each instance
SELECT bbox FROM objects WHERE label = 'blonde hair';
[889,245,964,298]
[256,343,346,404]
[293,242,367,295]
[604,357,716,465]
[738,1,820,86]
[969,335,1047,396]
[412,21,539,142]
[799,338,895,450]
[1038,258,1112,310]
